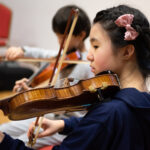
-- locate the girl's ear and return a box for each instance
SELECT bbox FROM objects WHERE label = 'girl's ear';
[120,44,135,60]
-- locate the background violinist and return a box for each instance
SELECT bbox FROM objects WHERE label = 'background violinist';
[0,4,94,149]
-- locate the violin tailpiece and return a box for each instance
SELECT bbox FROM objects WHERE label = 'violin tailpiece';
[101,82,108,90]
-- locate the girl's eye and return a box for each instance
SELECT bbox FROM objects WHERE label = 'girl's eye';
[93,45,99,49]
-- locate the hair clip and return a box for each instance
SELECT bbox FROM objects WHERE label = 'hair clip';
[115,14,139,40]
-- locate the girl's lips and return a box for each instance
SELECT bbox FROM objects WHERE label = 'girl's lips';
[90,65,95,73]
[91,68,95,73]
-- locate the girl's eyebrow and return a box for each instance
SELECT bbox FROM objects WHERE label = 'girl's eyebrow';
[90,38,99,42]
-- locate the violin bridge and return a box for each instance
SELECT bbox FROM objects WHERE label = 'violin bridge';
[63,78,71,87]
[63,77,74,87]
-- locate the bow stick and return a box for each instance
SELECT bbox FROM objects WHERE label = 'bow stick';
[28,8,79,147]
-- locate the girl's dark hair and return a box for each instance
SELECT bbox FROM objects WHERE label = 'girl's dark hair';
[94,5,150,78]
[52,5,91,40]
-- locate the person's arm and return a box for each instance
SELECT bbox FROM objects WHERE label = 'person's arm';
[60,117,82,135]
[52,102,119,150]
[5,46,58,60]
[0,132,33,150]
[23,46,58,58]
[53,116,104,150]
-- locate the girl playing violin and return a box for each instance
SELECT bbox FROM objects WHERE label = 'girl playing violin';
[1,4,150,150]
[0,5,93,149]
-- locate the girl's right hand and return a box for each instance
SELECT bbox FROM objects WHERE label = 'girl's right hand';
[5,47,24,60]
[13,78,31,92]
[28,118,65,138]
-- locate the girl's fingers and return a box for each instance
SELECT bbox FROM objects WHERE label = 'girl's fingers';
[13,78,29,92]
[13,85,20,92]
[38,129,51,138]
[21,82,31,90]
[15,78,29,85]
[27,122,36,138]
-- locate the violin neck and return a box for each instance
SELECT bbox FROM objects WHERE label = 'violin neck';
[27,63,49,86]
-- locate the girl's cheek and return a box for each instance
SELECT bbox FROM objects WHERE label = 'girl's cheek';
[95,58,107,70]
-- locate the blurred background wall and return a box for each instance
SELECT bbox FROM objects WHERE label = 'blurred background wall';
[0,0,150,50]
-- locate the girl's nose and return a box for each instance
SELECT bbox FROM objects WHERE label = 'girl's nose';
[87,51,94,61]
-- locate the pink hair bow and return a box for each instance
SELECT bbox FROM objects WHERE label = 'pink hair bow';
[115,14,139,41]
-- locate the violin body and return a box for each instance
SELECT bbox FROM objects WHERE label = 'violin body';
[0,73,120,120]
[31,51,81,87]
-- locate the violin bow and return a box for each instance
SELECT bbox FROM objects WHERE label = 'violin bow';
[28,8,79,147]
[50,9,79,85]
[0,57,90,64]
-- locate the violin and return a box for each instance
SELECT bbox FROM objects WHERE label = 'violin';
[0,73,120,120]
[30,50,81,87]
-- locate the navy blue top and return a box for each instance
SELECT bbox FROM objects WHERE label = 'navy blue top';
[1,88,150,150]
